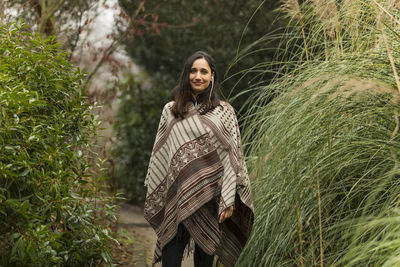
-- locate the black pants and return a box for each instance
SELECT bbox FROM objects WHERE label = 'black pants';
[162,223,214,267]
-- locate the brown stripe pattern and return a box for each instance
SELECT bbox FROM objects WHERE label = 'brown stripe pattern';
[144,101,254,267]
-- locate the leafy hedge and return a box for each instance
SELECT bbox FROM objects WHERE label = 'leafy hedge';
[0,22,115,265]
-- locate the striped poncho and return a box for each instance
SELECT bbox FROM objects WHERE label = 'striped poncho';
[144,100,254,266]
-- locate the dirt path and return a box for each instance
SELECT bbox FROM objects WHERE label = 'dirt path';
[117,203,193,267]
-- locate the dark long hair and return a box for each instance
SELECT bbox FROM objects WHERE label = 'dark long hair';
[170,51,220,119]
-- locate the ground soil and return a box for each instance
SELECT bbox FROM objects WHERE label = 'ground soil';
[114,203,193,267]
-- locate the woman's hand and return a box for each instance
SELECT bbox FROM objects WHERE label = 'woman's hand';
[219,206,234,223]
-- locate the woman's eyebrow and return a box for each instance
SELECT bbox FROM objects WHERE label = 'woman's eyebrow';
[190,67,209,71]
[191,67,208,71]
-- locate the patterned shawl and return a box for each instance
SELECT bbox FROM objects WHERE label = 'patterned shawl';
[144,100,254,266]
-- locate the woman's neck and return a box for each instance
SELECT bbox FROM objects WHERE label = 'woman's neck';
[192,93,198,106]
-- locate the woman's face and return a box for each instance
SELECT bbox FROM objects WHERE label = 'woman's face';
[189,58,214,96]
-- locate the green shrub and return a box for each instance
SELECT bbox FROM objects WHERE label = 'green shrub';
[0,22,115,266]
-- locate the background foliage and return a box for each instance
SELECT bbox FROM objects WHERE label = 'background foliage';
[119,0,282,99]
[238,0,400,266]
[1,0,99,47]
[111,73,167,202]
[0,22,116,265]
[114,0,286,203]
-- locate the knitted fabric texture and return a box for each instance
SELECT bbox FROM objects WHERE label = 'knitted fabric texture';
[144,101,254,266]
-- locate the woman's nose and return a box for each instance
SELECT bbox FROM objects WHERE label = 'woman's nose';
[195,72,201,79]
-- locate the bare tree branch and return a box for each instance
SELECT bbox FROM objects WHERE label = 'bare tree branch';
[83,1,145,89]
[67,5,84,61]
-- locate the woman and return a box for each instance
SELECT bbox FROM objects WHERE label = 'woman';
[144,51,253,267]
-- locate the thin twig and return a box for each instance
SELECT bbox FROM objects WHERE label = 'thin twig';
[392,109,399,140]
[296,204,304,267]
[372,0,400,27]
[377,11,400,173]
[83,1,145,89]
[389,109,400,183]
[390,109,399,168]
[68,5,84,61]
[379,22,400,94]
[142,20,198,29]
[301,27,309,62]
[317,174,323,267]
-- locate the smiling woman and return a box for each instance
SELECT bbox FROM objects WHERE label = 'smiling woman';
[143,51,254,267]
[189,58,214,96]
[169,51,220,119]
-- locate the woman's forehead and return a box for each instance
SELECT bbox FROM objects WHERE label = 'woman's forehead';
[191,58,211,70]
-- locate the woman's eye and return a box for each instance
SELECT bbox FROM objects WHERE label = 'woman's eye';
[190,69,197,73]
[201,70,208,74]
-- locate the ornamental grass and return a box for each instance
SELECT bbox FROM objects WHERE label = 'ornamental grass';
[236,0,400,266]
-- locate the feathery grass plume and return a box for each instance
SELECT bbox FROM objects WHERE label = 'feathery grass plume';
[310,0,339,59]
[280,0,310,61]
[340,0,361,26]
[281,0,302,21]
[236,0,400,266]
[311,0,339,39]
